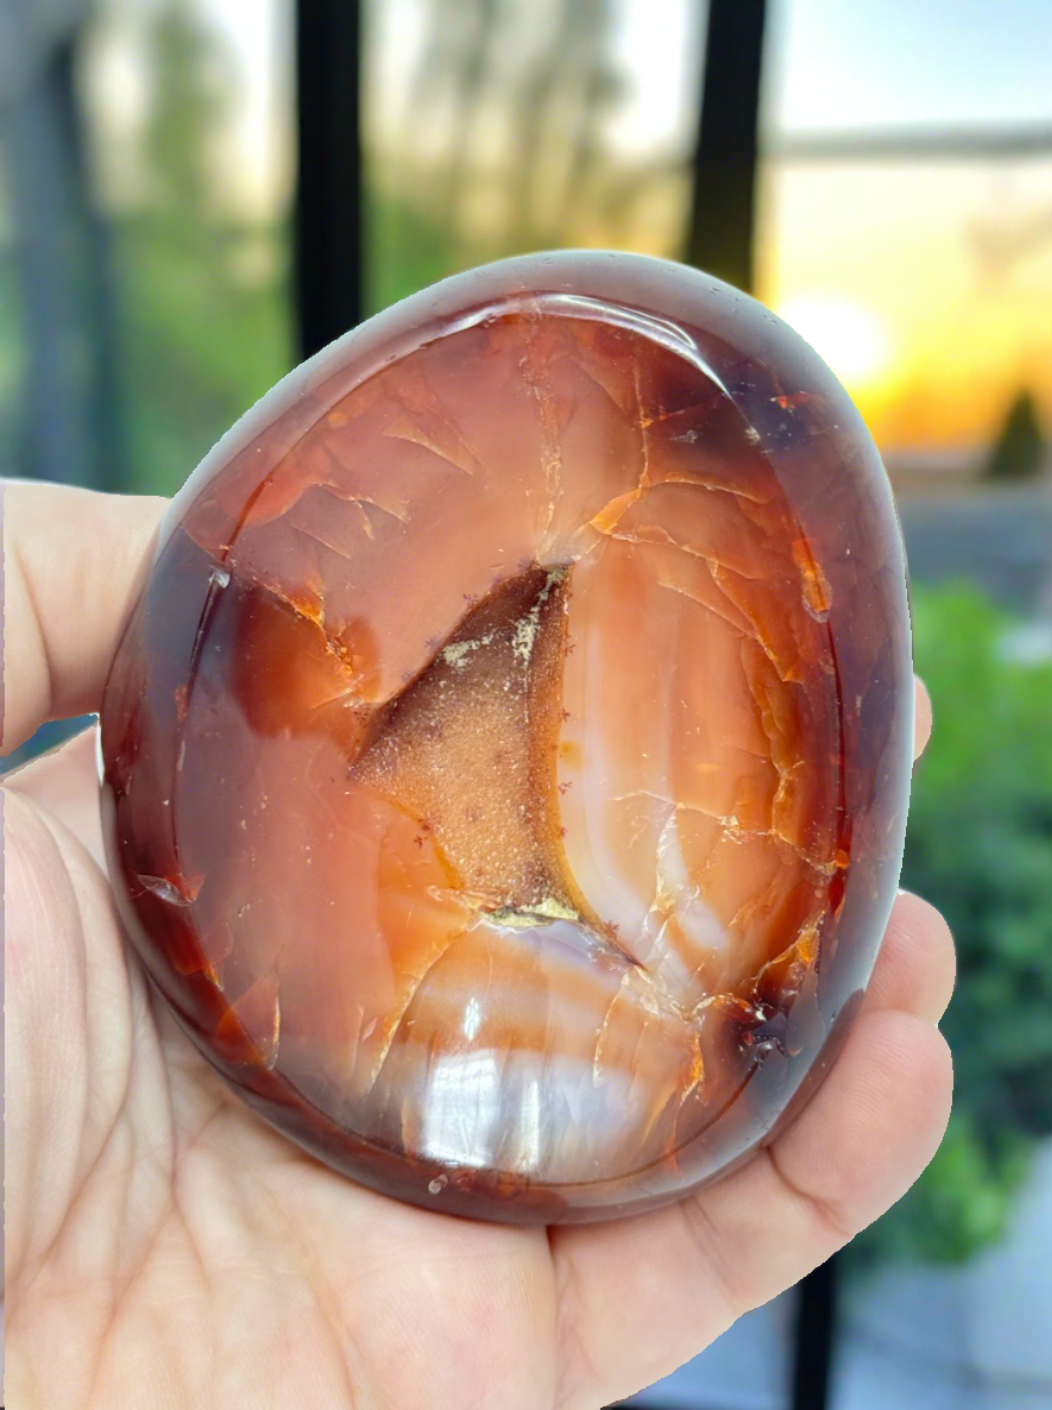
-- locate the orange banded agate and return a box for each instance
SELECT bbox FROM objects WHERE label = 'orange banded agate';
[99,252,913,1222]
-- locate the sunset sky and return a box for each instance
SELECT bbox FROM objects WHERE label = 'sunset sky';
[759,0,1052,455]
[84,0,1052,457]
[594,0,1052,454]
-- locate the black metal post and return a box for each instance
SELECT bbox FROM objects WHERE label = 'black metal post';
[791,1257,838,1410]
[685,0,767,292]
[295,0,364,359]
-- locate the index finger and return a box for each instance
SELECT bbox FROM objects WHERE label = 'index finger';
[2,483,167,755]
[914,676,932,760]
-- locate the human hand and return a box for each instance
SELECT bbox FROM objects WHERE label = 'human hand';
[4,482,954,1409]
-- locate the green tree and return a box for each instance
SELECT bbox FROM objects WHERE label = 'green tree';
[384,0,627,290]
[144,0,237,218]
[984,390,1047,483]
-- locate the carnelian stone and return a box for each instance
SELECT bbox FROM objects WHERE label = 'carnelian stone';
[99,252,913,1223]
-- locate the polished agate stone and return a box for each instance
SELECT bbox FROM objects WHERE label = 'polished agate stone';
[99,252,912,1223]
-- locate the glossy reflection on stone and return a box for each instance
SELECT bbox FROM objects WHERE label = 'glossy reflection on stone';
[99,252,913,1223]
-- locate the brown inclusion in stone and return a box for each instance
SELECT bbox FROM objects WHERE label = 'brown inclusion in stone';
[100,251,913,1223]
[352,564,588,923]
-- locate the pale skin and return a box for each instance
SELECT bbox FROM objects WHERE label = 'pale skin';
[3,482,955,1410]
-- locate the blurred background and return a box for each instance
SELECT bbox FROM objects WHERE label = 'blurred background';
[1,1,1050,1406]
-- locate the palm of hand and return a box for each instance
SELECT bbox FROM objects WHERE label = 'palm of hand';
[8,734,565,1408]
[4,487,954,1410]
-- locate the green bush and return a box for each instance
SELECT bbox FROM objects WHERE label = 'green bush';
[852,582,1052,1270]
